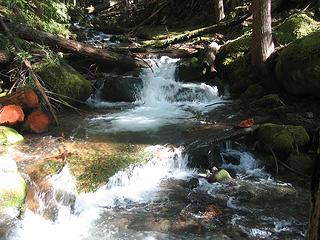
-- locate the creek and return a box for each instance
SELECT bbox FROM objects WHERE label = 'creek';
[2,33,310,240]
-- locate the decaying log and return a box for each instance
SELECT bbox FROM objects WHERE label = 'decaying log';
[142,13,250,48]
[0,104,24,126]
[0,89,40,109]
[0,17,147,70]
[0,50,12,64]
[25,111,50,133]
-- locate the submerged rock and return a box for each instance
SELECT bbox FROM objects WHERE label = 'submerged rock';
[100,75,142,102]
[256,123,310,159]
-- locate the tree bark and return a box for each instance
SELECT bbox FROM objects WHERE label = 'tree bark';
[214,0,225,23]
[0,17,146,70]
[251,0,274,65]
[0,89,40,109]
[0,50,12,64]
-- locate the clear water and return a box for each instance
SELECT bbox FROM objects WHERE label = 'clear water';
[3,56,309,240]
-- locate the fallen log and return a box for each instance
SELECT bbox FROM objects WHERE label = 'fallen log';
[25,111,50,133]
[0,50,12,64]
[0,104,24,126]
[0,89,40,109]
[0,17,147,70]
[141,13,250,48]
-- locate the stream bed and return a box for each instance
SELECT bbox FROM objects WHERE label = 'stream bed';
[2,54,310,239]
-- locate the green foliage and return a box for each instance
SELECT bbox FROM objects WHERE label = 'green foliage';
[0,0,71,36]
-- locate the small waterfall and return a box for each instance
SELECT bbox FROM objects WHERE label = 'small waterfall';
[8,145,193,240]
[88,56,223,132]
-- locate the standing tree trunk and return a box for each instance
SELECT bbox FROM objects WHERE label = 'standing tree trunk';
[214,0,225,23]
[251,0,274,65]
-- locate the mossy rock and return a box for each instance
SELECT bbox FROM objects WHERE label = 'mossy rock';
[249,94,286,114]
[273,13,320,45]
[240,83,265,101]
[0,172,27,215]
[216,35,251,84]
[256,123,310,158]
[37,61,92,104]
[0,126,24,146]
[213,169,232,182]
[67,142,149,192]
[175,57,208,82]
[276,31,320,97]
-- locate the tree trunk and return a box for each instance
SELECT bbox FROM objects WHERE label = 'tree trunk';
[0,17,146,70]
[0,50,12,64]
[230,0,238,11]
[214,0,225,23]
[251,0,274,65]
[0,104,25,126]
[0,89,40,109]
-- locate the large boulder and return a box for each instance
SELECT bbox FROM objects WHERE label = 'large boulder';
[99,75,143,102]
[37,61,92,103]
[175,57,209,82]
[256,123,310,159]
[276,31,320,98]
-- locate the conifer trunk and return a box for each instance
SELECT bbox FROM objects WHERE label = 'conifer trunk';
[251,0,274,65]
[214,0,225,23]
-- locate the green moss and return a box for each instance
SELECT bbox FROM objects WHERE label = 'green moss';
[256,124,310,158]
[213,169,232,182]
[240,83,265,101]
[274,13,320,45]
[0,126,24,145]
[68,144,149,192]
[36,59,92,103]
[0,0,71,37]
[0,173,27,212]
[276,31,320,97]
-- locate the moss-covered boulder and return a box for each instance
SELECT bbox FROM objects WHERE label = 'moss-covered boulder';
[0,126,24,145]
[276,31,320,97]
[249,94,286,114]
[175,57,208,82]
[256,123,310,158]
[240,83,265,101]
[216,35,251,85]
[211,169,232,183]
[273,13,320,45]
[37,61,92,103]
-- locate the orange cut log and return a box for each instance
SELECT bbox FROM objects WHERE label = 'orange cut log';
[0,104,25,126]
[0,89,40,109]
[25,111,50,133]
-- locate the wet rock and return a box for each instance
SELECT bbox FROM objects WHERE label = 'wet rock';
[188,145,223,170]
[240,84,265,101]
[0,155,27,222]
[249,94,286,114]
[0,126,24,146]
[175,57,208,82]
[187,177,199,189]
[221,152,241,165]
[100,75,142,102]
[276,30,320,98]
[256,123,310,159]
[210,169,232,183]
[287,153,316,175]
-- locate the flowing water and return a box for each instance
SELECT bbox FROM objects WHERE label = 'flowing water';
[3,42,309,239]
